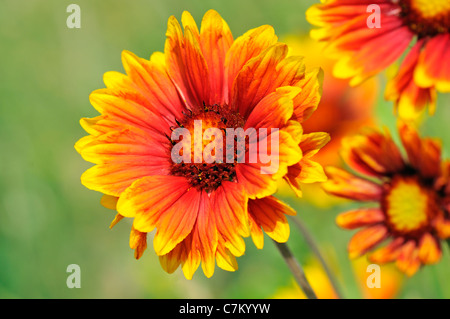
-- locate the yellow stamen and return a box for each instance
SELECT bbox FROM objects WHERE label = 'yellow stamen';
[410,0,450,18]
[385,178,430,232]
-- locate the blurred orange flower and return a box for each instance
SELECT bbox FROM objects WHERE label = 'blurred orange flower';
[75,10,329,279]
[352,256,404,299]
[272,255,403,299]
[307,0,450,120]
[323,122,450,276]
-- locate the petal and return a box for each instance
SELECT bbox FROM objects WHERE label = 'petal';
[199,10,234,105]
[434,214,450,239]
[109,213,124,229]
[244,86,299,130]
[181,11,200,38]
[236,161,278,199]
[77,125,170,197]
[215,237,238,272]
[165,15,210,108]
[77,124,168,165]
[292,68,324,123]
[159,244,183,274]
[287,158,327,186]
[389,80,436,121]
[299,132,331,158]
[100,194,118,210]
[348,225,388,259]
[81,163,164,197]
[414,33,450,93]
[211,181,249,257]
[284,120,304,145]
[79,115,109,136]
[333,21,413,86]
[117,175,190,231]
[129,226,148,259]
[340,127,405,177]
[231,44,305,118]
[283,171,304,198]
[284,132,330,193]
[153,187,204,256]
[119,50,186,120]
[307,1,413,86]
[103,70,134,91]
[193,193,217,278]
[322,166,383,201]
[306,0,395,29]
[248,196,295,245]
[225,25,278,102]
[385,40,436,119]
[179,234,201,280]
[336,208,385,229]
[396,240,421,276]
[398,122,442,179]
[418,233,442,265]
[237,129,302,198]
[268,129,304,178]
[369,237,405,263]
[88,89,170,135]
[158,234,201,280]
[160,210,218,280]
[248,213,265,250]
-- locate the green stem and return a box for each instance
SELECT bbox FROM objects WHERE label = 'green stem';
[273,240,318,299]
[289,215,344,299]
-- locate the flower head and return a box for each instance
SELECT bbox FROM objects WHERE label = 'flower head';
[307,0,450,120]
[75,10,328,279]
[323,123,450,276]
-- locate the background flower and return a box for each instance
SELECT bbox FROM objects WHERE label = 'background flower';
[306,0,450,120]
[323,123,450,276]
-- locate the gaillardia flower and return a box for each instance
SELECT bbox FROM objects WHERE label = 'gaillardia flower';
[75,10,328,279]
[323,123,450,276]
[307,0,450,120]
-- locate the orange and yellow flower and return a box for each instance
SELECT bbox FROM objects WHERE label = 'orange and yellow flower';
[323,122,450,276]
[75,10,329,279]
[307,0,450,120]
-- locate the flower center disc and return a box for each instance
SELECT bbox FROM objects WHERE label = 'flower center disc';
[410,0,450,19]
[382,176,436,235]
[400,0,450,36]
[169,104,245,193]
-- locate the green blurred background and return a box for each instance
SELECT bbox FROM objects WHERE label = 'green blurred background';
[0,0,449,299]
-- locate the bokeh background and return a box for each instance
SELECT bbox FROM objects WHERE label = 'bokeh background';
[1,0,449,299]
